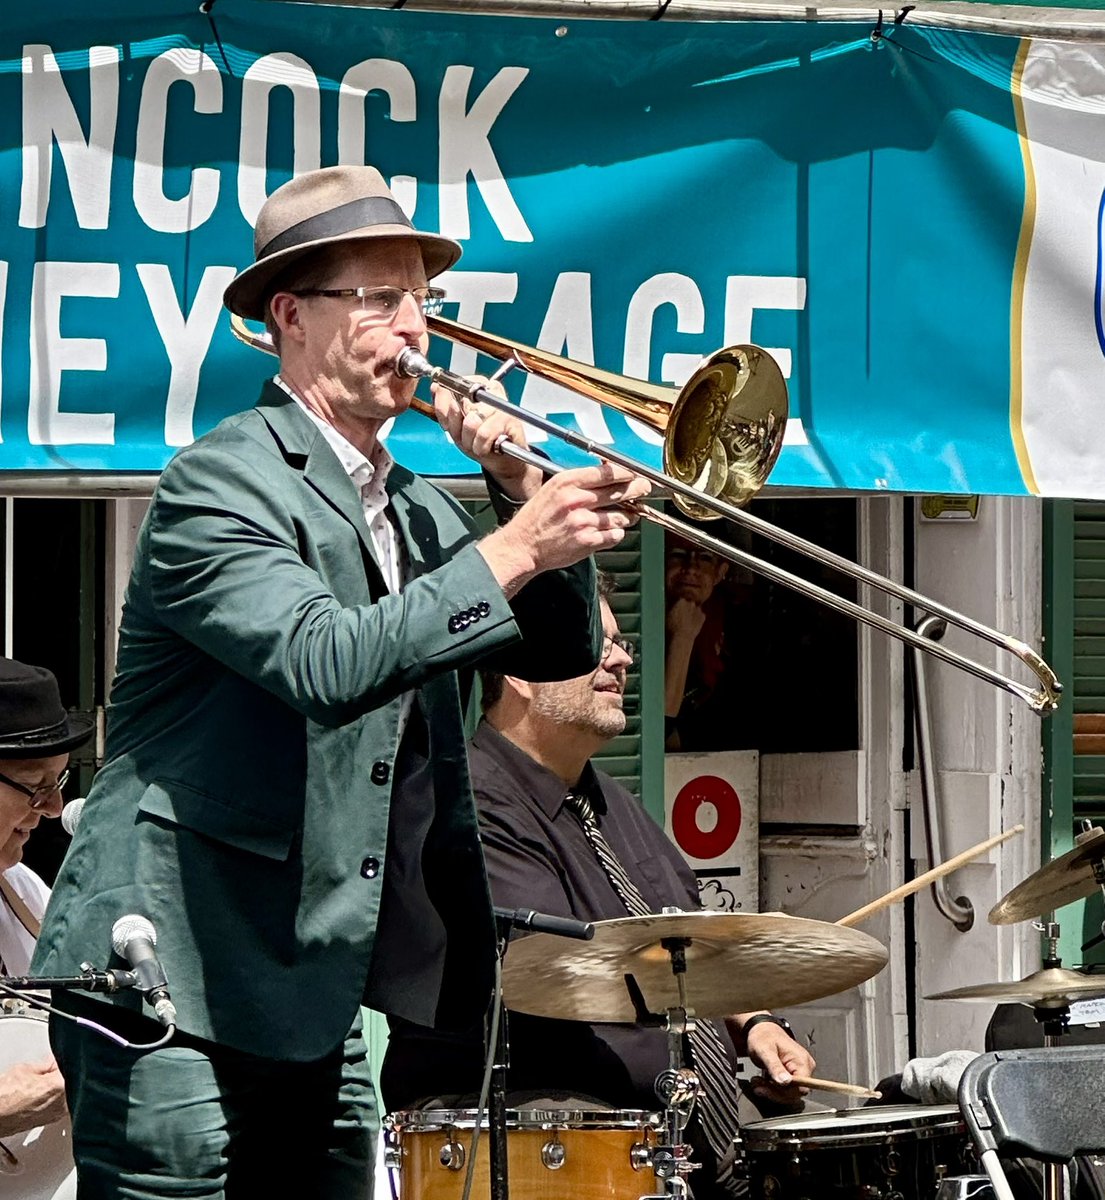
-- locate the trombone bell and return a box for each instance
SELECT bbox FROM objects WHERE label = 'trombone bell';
[665,346,787,520]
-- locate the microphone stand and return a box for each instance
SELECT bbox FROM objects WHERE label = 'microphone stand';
[0,963,137,993]
[489,909,594,1200]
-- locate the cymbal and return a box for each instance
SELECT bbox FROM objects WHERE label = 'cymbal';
[500,911,889,1023]
[926,967,1105,1008]
[989,826,1105,925]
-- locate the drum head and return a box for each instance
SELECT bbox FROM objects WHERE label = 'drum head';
[741,1105,963,1150]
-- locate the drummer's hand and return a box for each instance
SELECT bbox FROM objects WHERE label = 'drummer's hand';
[743,1022,816,1105]
[432,377,544,502]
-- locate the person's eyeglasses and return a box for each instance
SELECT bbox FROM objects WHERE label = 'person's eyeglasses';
[602,634,635,662]
[0,767,70,810]
[290,285,446,323]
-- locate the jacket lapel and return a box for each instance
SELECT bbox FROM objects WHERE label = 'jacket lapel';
[255,383,381,572]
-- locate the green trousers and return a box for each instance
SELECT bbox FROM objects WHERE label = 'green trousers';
[50,996,376,1199]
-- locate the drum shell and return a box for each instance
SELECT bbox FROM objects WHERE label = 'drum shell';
[386,1108,660,1200]
[739,1104,975,1200]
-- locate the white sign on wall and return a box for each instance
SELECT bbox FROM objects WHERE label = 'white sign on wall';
[664,751,759,913]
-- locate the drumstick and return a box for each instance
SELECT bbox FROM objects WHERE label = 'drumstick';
[835,825,1025,928]
[788,1074,882,1099]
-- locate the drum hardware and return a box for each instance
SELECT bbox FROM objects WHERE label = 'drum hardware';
[230,312,1062,715]
[539,1137,565,1170]
[440,1139,466,1172]
[623,931,703,1200]
[989,820,1105,927]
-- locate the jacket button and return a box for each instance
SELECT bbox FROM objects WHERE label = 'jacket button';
[448,616,459,633]
[360,857,380,880]
[477,601,491,617]
[467,606,480,621]
[371,761,390,785]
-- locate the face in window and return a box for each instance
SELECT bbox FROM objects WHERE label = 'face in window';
[665,539,729,607]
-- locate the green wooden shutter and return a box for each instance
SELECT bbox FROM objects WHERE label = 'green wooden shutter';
[1046,500,1105,965]
[1074,502,1105,822]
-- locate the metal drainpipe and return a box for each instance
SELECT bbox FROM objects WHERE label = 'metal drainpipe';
[912,615,975,931]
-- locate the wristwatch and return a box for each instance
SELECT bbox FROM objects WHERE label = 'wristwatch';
[741,1013,794,1039]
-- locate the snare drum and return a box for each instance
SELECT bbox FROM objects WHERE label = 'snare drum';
[0,1002,76,1200]
[739,1105,973,1200]
[385,1108,661,1200]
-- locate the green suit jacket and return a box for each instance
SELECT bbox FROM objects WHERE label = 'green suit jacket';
[33,382,600,1061]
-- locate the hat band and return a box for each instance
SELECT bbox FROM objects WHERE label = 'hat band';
[1,715,68,745]
[259,195,414,260]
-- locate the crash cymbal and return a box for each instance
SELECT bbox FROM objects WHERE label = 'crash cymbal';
[989,826,1105,925]
[926,966,1105,1008]
[501,911,889,1023]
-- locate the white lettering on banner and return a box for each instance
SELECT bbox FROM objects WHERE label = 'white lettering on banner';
[0,262,6,440]
[723,275,805,379]
[238,53,322,226]
[520,272,611,443]
[435,270,519,376]
[438,66,532,243]
[134,49,222,234]
[28,261,118,445]
[724,275,808,447]
[338,59,418,219]
[137,263,237,446]
[623,273,706,446]
[20,44,120,231]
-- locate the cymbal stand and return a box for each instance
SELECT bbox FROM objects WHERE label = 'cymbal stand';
[632,936,701,1200]
[1032,920,1071,1200]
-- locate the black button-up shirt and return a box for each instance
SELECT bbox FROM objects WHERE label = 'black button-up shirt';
[381,720,740,1112]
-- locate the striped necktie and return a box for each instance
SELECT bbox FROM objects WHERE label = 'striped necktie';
[565,790,744,1170]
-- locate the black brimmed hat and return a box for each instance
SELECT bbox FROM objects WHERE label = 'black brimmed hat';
[0,658,95,759]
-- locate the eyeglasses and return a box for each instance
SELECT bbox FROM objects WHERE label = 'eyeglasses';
[602,634,635,662]
[667,547,722,568]
[0,767,70,810]
[290,285,446,323]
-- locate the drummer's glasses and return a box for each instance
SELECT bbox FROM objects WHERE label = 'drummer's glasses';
[602,634,635,662]
[292,285,447,323]
[0,767,70,810]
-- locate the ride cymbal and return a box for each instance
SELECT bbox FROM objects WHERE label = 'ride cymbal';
[989,827,1105,925]
[501,911,889,1023]
[926,967,1105,1008]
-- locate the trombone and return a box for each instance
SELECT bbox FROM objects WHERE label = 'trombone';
[229,312,1062,716]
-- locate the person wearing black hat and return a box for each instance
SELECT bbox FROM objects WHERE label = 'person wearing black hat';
[33,164,649,1199]
[0,657,92,1139]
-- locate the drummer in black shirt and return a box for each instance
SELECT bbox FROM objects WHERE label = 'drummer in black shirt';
[381,579,816,1198]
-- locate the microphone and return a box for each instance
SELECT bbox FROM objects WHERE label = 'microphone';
[110,915,177,1028]
[60,798,86,836]
[493,906,594,941]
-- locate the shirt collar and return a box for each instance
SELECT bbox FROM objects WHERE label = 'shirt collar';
[274,374,394,496]
[471,721,606,820]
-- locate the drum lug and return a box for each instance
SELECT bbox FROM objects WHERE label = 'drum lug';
[541,1137,566,1170]
[630,1142,654,1171]
[383,1143,402,1172]
[439,1138,466,1171]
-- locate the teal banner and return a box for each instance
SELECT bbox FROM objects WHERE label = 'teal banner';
[3,2,1103,496]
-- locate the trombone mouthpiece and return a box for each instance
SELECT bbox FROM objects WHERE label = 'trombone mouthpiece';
[396,347,433,379]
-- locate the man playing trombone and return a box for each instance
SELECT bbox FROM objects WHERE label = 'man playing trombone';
[33,164,649,1200]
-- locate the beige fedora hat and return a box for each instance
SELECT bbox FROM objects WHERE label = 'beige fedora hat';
[223,165,462,322]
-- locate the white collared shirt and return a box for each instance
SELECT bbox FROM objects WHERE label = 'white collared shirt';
[275,375,413,739]
[274,375,407,595]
